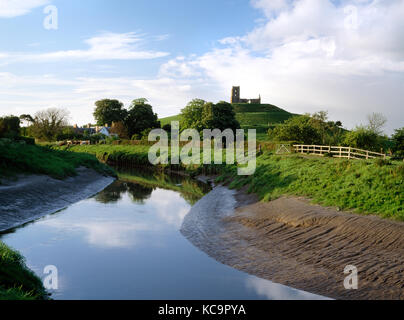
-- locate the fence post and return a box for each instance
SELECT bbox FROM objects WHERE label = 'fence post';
[348,147,351,160]
[366,151,369,160]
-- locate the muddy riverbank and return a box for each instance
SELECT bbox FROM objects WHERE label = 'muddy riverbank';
[181,184,404,300]
[0,167,115,232]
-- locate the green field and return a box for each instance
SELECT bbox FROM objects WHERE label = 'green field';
[159,115,182,127]
[159,103,296,138]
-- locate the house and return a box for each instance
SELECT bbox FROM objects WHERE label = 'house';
[98,126,111,137]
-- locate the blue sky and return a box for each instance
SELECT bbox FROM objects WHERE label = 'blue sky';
[0,0,403,134]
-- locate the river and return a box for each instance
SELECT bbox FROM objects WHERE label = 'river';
[0,168,324,300]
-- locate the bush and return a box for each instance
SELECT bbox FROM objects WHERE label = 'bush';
[0,116,20,138]
[268,115,321,144]
[17,136,35,145]
[343,126,383,152]
[391,127,404,156]
[374,158,391,167]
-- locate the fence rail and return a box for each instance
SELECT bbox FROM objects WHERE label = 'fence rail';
[293,145,386,160]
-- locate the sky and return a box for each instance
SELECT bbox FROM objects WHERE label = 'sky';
[0,0,403,134]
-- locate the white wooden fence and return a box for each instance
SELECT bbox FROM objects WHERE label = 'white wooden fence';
[293,145,387,160]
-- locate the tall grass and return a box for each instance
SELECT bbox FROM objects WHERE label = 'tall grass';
[0,242,47,300]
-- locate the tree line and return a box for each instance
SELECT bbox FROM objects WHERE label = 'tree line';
[0,98,402,157]
[268,111,404,156]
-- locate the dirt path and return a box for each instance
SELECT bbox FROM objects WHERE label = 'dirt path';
[181,185,404,300]
[0,167,115,232]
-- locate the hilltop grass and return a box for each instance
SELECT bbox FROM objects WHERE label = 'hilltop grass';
[0,139,115,180]
[159,115,182,127]
[0,242,47,300]
[160,103,296,137]
[217,154,404,220]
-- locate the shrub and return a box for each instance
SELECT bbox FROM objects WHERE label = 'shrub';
[343,126,382,152]
[391,127,404,156]
[0,116,20,138]
[17,136,35,145]
[374,158,391,167]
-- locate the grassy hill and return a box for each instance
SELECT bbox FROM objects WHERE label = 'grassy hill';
[159,103,296,140]
[160,115,181,127]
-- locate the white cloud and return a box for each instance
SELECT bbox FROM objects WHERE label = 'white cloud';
[1,1,403,134]
[0,0,50,18]
[157,0,404,134]
[251,0,291,17]
[0,32,169,64]
[0,72,198,125]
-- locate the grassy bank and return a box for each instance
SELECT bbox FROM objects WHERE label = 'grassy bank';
[55,144,404,220]
[0,243,47,300]
[54,144,152,167]
[0,140,117,299]
[217,154,404,220]
[0,139,115,180]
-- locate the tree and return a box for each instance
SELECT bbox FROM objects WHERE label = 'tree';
[132,98,148,105]
[180,99,240,132]
[310,111,329,144]
[0,116,21,138]
[180,99,206,132]
[268,115,321,144]
[110,121,129,139]
[19,114,34,125]
[391,127,404,156]
[30,108,70,141]
[124,100,160,137]
[93,99,127,126]
[367,112,387,135]
[203,101,240,132]
[343,126,382,151]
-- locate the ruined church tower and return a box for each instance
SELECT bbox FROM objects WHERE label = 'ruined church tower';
[231,86,240,103]
[231,86,261,104]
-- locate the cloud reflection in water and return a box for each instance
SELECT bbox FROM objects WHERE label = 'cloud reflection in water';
[246,276,330,300]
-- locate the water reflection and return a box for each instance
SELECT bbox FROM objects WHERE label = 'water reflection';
[0,168,326,300]
[246,276,328,300]
[36,186,190,249]
[113,167,211,205]
[95,181,153,204]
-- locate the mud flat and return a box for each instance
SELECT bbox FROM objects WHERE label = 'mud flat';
[181,185,404,300]
[0,167,115,232]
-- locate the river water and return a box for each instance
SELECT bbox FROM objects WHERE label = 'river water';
[0,169,324,300]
